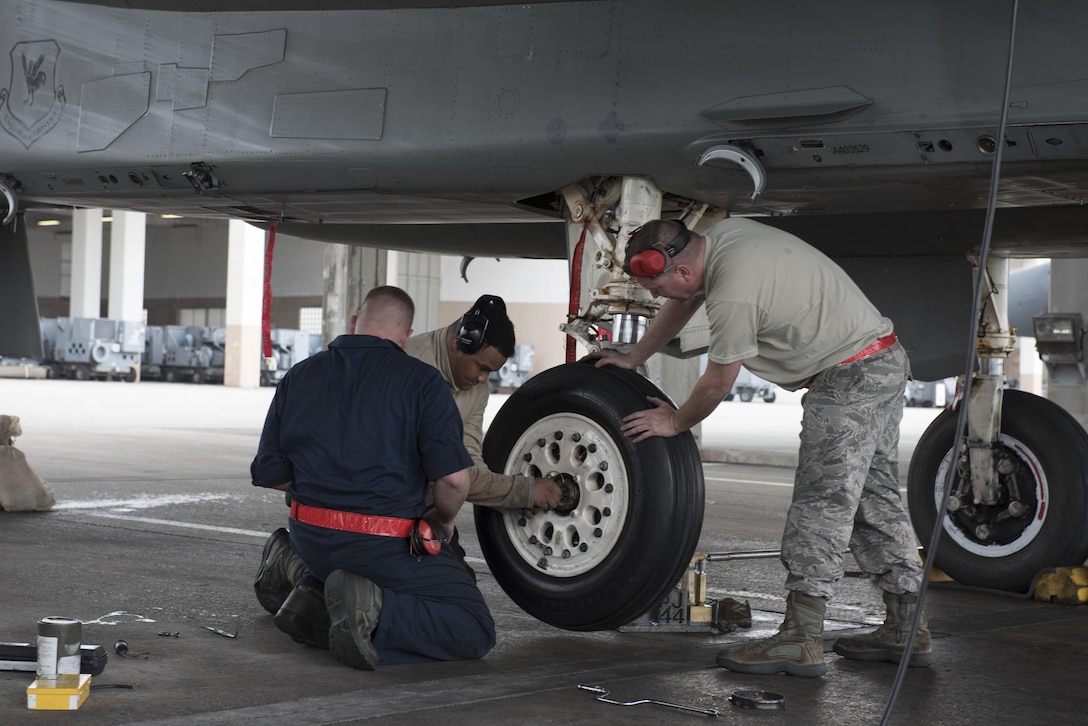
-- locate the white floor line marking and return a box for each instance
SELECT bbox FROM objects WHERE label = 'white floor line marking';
[66,511,502,556]
[704,474,907,495]
[704,475,794,487]
[52,492,241,511]
[80,510,268,537]
[707,587,876,616]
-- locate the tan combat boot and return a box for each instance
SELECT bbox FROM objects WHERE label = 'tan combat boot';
[716,591,828,677]
[833,591,934,667]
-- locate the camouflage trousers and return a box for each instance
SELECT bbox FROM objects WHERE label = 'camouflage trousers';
[782,342,923,600]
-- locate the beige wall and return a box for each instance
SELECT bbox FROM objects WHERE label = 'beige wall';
[438,255,573,378]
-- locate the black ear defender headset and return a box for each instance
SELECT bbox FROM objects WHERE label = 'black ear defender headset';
[627,221,691,278]
[410,518,444,556]
[456,295,504,354]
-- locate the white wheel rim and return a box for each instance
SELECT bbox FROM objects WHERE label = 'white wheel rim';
[934,433,1048,557]
[500,412,630,577]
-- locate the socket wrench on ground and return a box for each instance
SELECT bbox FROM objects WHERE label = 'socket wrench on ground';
[578,684,719,717]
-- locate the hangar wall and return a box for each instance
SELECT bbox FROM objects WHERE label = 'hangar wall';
[438,255,571,375]
[26,213,570,381]
[28,212,1054,392]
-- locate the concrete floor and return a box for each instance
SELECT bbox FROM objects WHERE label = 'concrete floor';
[1,378,1085,725]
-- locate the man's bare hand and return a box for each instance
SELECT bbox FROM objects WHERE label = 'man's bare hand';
[519,476,564,518]
[582,349,638,370]
[534,476,563,509]
[620,396,682,442]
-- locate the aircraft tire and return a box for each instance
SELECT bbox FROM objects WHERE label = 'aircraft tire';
[907,390,1088,592]
[476,361,705,631]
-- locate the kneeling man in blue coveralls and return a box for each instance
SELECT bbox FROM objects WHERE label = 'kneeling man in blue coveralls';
[251,285,495,669]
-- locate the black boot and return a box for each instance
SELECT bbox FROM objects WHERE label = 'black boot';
[254,528,304,614]
[324,570,383,670]
[274,584,331,649]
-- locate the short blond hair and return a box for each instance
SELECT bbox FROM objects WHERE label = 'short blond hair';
[356,286,414,333]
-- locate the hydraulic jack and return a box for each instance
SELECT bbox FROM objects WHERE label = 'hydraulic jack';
[619,550,780,632]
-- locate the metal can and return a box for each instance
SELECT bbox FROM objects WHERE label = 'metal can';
[36,616,82,679]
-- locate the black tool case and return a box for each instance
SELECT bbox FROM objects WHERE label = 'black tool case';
[0,642,108,676]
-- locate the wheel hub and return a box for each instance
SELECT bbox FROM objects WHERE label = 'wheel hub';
[551,472,580,515]
[938,435,1046,555]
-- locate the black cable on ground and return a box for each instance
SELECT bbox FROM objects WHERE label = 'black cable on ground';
[880,1,1021,723]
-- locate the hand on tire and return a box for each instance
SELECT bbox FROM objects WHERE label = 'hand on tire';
[621,396,680,442]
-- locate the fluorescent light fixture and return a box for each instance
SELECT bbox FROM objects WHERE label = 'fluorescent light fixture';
[1033,312,1084,364]
[36,219,61,226]
[1033,313,1081,343]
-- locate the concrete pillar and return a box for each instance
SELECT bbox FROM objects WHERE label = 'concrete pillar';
[322,243,387,344]
[1046,258,1088,430]
[224,220,265,388]
[70,208,103,318]
[389,251,441,333]
[106,210,145,322]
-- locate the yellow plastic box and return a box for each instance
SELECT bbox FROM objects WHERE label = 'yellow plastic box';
[26,673,91,710]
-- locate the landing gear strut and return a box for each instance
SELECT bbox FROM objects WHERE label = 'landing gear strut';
[907,257,1088,591]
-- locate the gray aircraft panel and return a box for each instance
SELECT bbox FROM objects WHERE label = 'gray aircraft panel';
[2,0,1086,369]
[1,0,1086,255]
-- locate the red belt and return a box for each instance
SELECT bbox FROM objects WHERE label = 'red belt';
[290,500,414,537]
[803,333,898,388]
[838,333,898,366]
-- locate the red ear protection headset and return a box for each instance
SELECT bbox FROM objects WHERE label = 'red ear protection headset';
[410,518,443,556]
[627,223,691,278]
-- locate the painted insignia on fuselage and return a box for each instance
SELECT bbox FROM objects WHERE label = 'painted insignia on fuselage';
[1,40,65,149]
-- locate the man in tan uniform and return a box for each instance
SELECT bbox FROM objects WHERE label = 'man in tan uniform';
[405,295,562,512]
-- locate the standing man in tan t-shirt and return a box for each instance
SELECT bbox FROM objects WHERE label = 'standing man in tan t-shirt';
[588,217,932,677]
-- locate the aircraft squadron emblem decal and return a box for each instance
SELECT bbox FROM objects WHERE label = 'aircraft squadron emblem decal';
[1,40,66,149]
